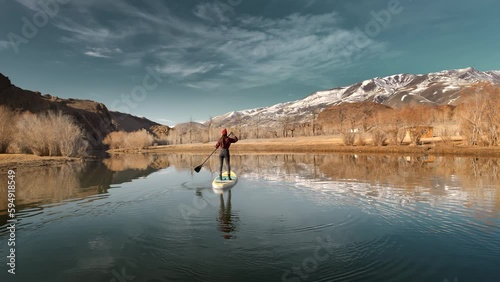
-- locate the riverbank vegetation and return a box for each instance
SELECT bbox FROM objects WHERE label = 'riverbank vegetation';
[0,107,87,157]
[165,82,500,149]
[103,129,154,150]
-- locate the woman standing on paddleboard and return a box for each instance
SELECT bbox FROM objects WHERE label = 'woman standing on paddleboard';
[215,129,238,180]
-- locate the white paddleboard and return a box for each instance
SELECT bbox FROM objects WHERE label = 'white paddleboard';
[212,171,238,189]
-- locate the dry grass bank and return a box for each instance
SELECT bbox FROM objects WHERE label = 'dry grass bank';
[0,154,80,171]
[3,135,499,171]
[112,135,500,157]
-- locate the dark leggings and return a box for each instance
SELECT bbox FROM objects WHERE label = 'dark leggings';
[219,149,231,176]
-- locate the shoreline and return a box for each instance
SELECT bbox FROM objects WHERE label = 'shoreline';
[2,136,500,170]
[0,154,82,171]
[136,144,500,157]
[111,136,500,157]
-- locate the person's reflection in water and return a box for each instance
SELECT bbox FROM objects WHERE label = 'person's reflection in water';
[217,190,239,239]
[195,189,203,197]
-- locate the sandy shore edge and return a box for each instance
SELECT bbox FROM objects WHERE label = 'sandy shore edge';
[2,136,500,170]
[112,136,500,157]
[0,154,81,171]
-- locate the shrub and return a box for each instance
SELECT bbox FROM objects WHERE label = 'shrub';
[103,129,154,149]
[371,129,387,146]
[154,135,169,146]
[0,106,16,153]
[341,130,356,146]
[355,133,368,146]
[15,111,87,156]
[103,131,126,149]
[439,128,455,146]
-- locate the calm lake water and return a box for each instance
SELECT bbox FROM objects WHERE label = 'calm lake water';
[1,154,499,282]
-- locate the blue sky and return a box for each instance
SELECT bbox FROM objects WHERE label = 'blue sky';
[1,0,499,126]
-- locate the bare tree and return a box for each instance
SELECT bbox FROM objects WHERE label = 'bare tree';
[374,109,404,146]
[333,105,358,145]
[233,114,242,138]
[458,82,500,146]
[336,106,347,134]
[279,115,290,137]
[340,115,358,146]
[481,83,500,146]
[189,117,193,144]
[289,122,296,137]
[310,109,320,136]
[207,116,213,142]
[256,114,261,139]
[0,106,16,153]
[400,106,432,145]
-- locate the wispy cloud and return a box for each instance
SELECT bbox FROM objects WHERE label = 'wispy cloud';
[48,1,170,64]
[55,19,133,44]
[84,50,109,58]
[45,1,387,89]
[141,8,384,88]
[83,47,122,58]
[193,2,231,23]
[185,80,222,90]
[185,11,382,88]
[155,63,223,78]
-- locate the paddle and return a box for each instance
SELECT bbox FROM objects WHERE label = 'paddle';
[194,132,235,173]
[194,147,218,173]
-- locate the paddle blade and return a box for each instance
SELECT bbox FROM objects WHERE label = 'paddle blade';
[194,165,202,173]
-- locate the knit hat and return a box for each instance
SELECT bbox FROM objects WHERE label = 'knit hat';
[221,128,227,135]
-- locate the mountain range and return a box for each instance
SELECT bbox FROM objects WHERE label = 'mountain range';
[208,67,500,128]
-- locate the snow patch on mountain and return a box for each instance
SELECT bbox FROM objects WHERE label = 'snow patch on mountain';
[211,67,500,127]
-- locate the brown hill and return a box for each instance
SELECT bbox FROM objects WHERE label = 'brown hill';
[110,111,170,138]
[317,102,393,134]
[0,73,12,92]
[0,73,167,150]
[317,102,393,124]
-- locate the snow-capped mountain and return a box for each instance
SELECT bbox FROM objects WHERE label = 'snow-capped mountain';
[210,67,500,127]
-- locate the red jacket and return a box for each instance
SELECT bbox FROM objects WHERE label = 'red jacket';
[215,136,238,149]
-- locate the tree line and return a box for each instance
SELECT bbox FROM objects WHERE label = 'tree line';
[163,82,500,147]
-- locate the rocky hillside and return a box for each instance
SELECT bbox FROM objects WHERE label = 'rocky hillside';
[167,121,209,144]
[317,102,393,125]
[110,111,170,138]
[0,73,167,150]
[210,67,500,128]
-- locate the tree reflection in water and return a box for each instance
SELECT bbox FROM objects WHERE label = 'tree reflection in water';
[1,153,499,227]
